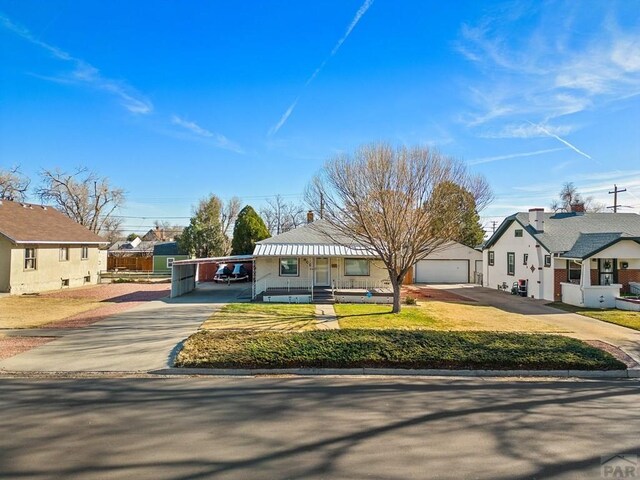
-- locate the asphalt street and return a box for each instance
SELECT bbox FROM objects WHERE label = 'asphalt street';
[1,376,639,479]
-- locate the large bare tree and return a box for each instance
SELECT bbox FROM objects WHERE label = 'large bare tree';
[260,195,306,235]
[0,166,30,201]
[306,144,492,313]
[36,168,125,239]
[550,182,604,213]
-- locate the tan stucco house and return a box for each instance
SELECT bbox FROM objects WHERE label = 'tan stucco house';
[0,199,108,294]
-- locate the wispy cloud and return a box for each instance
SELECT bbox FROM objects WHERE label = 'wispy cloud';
[468,147,565,166]
[456,3,640,132]
[269,0,374,135]
[171,115,244,153]
[1,13,153,115]
[480,122,575,139]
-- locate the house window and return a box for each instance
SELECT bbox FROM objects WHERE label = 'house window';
[84,275,91,284]
[507,252,515,276]
[568,261,581,283]
[345,258,370,276]
[81,246,89,260]
[24,247,37,270]
[488,251,495,266]
[167,258,175,268]
[61,279,69,287]
[59,246,70,262]
[544,255,551,267]
[279,258,299,276]
[523,253,528,265]
[514,229,523,237]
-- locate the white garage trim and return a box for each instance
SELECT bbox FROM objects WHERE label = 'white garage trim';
[415,259,470,284]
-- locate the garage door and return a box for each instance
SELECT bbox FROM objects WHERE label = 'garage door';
[415,260,469,283]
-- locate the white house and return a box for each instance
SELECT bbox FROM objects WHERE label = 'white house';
[252,215,483,303]
[483,208,640,307]
[253,218,391,303]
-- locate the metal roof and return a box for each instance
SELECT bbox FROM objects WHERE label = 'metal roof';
[172,254,254,266]
[253,243,376,257]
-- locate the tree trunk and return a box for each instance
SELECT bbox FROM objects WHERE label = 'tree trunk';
[391,277,402,313]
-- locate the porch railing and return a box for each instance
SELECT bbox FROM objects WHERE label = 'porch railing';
[331,279,391,290]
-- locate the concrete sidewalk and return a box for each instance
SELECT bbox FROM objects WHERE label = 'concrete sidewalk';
[0,284,243,372]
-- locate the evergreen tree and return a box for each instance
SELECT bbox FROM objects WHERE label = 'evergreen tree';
[428,181,485,247]
[179,195,227,257]
[231,205,270,255]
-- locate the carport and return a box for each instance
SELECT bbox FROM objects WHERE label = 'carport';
[170,254,254,298]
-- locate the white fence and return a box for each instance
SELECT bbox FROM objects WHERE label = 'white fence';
[561,282,621,308]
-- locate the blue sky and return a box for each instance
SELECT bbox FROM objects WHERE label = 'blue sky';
[1,0,639,235]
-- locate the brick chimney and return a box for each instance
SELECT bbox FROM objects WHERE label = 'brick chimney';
[528,208,545,232]
[307,210,314,223]
[570,202,585,213]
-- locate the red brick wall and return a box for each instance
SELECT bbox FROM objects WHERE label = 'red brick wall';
[554,269,567,300]
[618,269,640,293]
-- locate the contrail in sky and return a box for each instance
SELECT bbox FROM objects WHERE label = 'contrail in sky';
[527,121,592,159]
[269,0,374,136]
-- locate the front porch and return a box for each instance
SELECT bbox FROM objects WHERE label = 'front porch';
[252,256,393,304]
[560,255,640,308]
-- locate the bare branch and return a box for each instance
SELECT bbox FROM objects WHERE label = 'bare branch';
[0,166,30,201]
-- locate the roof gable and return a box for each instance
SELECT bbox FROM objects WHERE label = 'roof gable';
[485,211,640,254]
[0,200,106,244]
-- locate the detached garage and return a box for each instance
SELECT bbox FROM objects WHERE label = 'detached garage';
[414,242,482,284]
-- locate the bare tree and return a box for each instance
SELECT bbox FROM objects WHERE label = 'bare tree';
[260,195,306,235]
[550,182,605,213]
[306,144,492,313]
[220,197,242,254]
[36,168,125,237]
[0,166,30,201]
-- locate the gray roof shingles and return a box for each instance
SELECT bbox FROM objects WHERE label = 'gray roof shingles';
[489,211,640,257]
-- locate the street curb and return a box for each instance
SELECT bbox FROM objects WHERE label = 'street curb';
[152,367,639,379]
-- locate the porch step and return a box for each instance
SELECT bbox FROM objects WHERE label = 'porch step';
[313,288,335,304]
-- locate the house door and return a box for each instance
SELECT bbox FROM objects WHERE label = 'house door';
[314,258,330,287]
[598,258,617,285]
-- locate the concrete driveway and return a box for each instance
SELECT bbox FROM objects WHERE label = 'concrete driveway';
[0,282,248,372]
[434,284,640,364]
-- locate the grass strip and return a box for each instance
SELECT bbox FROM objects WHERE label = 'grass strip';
[176,329,625,370]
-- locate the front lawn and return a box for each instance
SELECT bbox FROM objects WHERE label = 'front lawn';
[201,303,317,331]
[335,303,563,332]
[548,302,640,331]
[176,330,625,370]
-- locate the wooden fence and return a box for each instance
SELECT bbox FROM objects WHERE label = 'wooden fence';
[107,256,153,272]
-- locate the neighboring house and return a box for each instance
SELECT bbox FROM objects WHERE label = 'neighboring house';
[413,241,482,284]
[153,242,189,273]
[107,237,156,271]
[483,208,640,307]
[0,199,107,294]
[142,226,182,242]
[253,217,391,303]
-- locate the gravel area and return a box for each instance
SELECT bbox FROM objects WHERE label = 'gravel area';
[43,283,170,303]
[584,340,639,369]
[0,337,55,360]
[402,285,476,303]
[43,284,170,329]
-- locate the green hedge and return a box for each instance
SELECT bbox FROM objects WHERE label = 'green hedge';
[176,330,626,370]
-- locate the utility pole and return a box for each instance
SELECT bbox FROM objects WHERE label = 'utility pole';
[607,184,627,213]
[490,221,498,234]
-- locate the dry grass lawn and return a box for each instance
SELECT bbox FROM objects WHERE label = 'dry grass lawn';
[0,296,102,329]
[201,303,317,331]
[336,302,566,333]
